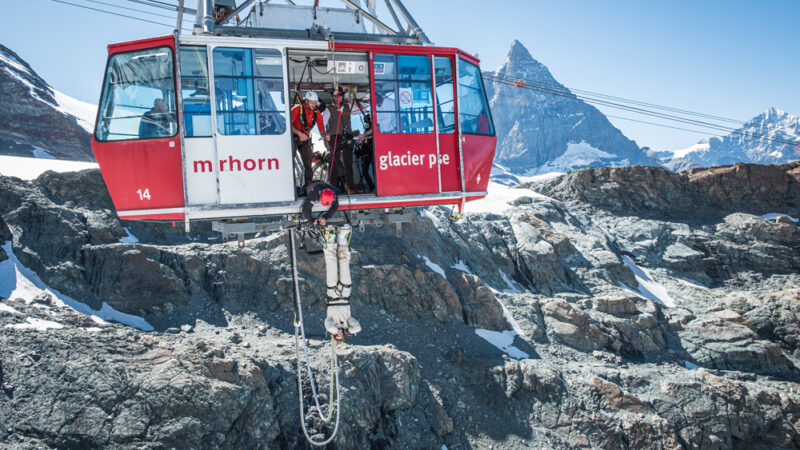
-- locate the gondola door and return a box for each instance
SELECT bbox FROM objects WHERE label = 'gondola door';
[371,53,439,196]
[209,46,293,205]
[93,36,185,220]
[457,56,496,199]
[433,55,462,192]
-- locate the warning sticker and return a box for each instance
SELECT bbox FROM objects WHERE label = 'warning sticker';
[399,88,413,106]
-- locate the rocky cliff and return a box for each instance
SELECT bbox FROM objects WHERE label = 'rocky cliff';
[1,162,800,448]
[0,45,94,161]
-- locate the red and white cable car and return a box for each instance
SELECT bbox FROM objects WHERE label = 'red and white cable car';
[91,0,496,230]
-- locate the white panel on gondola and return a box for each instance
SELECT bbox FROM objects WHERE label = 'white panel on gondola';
[213,46,293,205]
[180,46,217,205]
[179,44,294,206]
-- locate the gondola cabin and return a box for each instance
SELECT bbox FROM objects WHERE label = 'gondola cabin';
[92,33,496,225]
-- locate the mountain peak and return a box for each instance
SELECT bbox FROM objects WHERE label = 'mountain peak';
[508,40,534,62]
[750,107,799,125]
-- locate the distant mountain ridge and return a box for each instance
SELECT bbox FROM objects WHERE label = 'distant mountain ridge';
[0,44,95,161]
[666,108,800,169]
[485,40,657,175]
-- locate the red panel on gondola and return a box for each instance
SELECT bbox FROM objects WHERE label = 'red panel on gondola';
[462,134,496,193]
[92,35,185,219]
[373,133,440,196]
[93,137,185,213]
[438,133,462,192]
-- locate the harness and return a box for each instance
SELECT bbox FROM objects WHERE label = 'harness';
[297,103,320,138]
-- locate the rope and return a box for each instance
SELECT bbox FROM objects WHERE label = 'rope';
[289,230,341,446]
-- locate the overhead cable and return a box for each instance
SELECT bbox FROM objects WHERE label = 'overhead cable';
[487,72,746,125]
[487,74,799,148]
[45,0,192,31]
[483,73,800,148]
[81,0,177,20]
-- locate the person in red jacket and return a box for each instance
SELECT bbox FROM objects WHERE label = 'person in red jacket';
[292,91,329,185]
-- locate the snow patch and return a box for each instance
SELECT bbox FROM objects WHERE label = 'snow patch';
[1,61,55,109]
[5,317,64,331]
[671,141,710,159]
[421,208,447,232]
[475,329,529,359]
[0,155,97,180]
[419,255,446,278]
[499,270,522,293]
[492,295,526,337]
[0,240,153,331]
[620,256,676,307]
[466,181,550,214]
[678,277,709,289]
[119,227,139,244]
[517,171,564,184]
[0,303,22,315]
[53,89,97,133]
[451,260,472,275]
[0,48,30,74]
[761,213,799,223]
[534,141,618,174]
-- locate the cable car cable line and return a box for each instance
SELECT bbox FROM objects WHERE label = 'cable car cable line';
[486,72,748,125]
[485,72,800,139]
[485,74,744,133]
[488,75,800,149]
[604,113,743,139]
[483,73,800,149]
[44,0,193,31]
[79,0,178,20]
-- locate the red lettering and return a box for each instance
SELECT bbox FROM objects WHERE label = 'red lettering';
[193,160,212,173]
[228,155,241,171]
[206,156,280,172]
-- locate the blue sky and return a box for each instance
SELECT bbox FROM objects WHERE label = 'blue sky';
[3,0,799,150]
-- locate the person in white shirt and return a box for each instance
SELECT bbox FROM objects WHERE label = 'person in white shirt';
[375,92,398,134]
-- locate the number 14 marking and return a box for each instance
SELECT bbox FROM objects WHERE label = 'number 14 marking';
[136,188,151,200]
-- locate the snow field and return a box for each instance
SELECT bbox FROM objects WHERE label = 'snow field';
[1,240,153,331]
[0,155,97,180]
[620,256,676,307]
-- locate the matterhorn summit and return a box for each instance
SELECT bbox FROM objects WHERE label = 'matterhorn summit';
[486,40,655,175]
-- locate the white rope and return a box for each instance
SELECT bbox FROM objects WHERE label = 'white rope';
[289,230,342,446]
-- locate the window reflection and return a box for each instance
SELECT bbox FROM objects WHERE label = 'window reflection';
[374,54,433,134]
[180,46,211,137]
[96,46,178,141]
[458,59,494,136]
[212,47,286,136]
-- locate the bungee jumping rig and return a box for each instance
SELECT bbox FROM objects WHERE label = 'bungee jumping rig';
[90,0,496,445]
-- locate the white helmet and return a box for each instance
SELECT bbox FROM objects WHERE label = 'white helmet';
[303,91,319,102]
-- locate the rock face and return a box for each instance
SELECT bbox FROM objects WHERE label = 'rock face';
[486,41,656,174]
[2,161,800,449]
[536,161,800,221]
[0,45,94,160]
